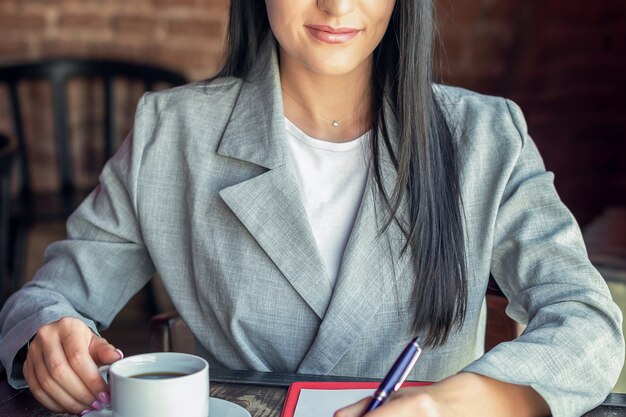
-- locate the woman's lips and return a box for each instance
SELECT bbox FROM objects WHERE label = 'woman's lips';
[305,25,362,44]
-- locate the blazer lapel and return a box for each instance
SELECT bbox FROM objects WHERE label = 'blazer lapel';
[216,36,332,319]
[215,35,412,368]
[298,130,413,375]
[219,169,332,319]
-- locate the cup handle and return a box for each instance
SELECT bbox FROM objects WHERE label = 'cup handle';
[95,365,113,412]
[98,365,111,384]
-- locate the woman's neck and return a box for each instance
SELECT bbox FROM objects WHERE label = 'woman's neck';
[279,49,372,142]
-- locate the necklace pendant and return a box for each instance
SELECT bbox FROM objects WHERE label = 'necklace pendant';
[331,120,340,127]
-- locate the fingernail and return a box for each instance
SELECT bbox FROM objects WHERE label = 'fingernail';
[114,348,124,359]
[80,409,91,416]
[91,400,103,410]
[98,391,111,405]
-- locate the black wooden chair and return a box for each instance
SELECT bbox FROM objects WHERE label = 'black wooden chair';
[0,59,187,301]
[0,133,17,303]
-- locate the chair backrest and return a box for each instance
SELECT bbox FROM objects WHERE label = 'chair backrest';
[0,133,17,301]
[485,275,519,350]
[149,311,195,354]
[0,59,187,196]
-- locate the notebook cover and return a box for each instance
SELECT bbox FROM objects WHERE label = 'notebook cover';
[280,380,432,417]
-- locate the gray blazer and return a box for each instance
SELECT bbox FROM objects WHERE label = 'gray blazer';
[1,37,623,417]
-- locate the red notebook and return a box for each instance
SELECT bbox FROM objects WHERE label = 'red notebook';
[280,381,432,417]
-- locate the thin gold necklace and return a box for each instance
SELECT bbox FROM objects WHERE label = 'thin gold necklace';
[281,89,360,128]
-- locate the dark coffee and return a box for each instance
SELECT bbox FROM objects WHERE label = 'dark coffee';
[130,372,188,380]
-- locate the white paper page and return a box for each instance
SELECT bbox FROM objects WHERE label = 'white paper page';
[293,388,375,417]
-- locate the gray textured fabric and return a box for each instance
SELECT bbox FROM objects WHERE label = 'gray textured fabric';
[1,38,623,417]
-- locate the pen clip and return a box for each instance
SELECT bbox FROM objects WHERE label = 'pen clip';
[393,344,422,392]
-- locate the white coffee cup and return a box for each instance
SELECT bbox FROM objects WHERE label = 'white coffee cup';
[99,352,209,417]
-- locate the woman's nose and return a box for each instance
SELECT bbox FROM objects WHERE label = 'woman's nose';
[317,0,357,17]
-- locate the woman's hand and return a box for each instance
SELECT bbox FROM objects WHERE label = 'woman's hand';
[334,385,457,417]
[335,372,550,417]
[23,317,123,415]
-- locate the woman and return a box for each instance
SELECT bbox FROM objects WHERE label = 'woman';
[0,0,623,416]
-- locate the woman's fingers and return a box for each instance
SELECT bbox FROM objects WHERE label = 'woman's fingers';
[38,317,105,397]
[334,389,443,417]
[40,333,98,406]
[58,322,111,397]
[367,393,441,416]
[90,336,124,366]
[25,341,88,414]
[24,356,64,413]
[24,317,122,414]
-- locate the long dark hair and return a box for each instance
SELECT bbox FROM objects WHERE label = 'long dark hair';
[221,0,467,347]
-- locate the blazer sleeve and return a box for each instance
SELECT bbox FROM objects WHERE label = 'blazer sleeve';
[462,99,625,417]
[0,94,156,389]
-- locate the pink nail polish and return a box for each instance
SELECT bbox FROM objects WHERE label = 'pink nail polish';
[98,391,111,405]
[80,409,91,416]
[115,348,124,359]
[91,400,103,410]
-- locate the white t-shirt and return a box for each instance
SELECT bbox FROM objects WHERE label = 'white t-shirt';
[284,118,370,288]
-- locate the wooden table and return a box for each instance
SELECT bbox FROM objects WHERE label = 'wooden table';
[1,369,625,416]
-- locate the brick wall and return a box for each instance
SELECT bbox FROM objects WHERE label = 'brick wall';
[437,0,626,225]
[0,0,625,225]
[511,2,626,226]
[0,0,228,80]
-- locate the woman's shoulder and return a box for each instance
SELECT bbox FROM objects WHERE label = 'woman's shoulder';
[433,83,528,146]
[127,75,246,153]
[138,75,244,117]
[433,83,519,117]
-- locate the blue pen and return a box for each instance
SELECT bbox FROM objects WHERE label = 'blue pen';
[361,337,422,416]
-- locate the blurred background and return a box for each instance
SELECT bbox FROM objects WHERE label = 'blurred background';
[0,0,624,391]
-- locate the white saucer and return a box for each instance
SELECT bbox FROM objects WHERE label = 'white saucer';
[86,396,251,417]
[208,397,251,417]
